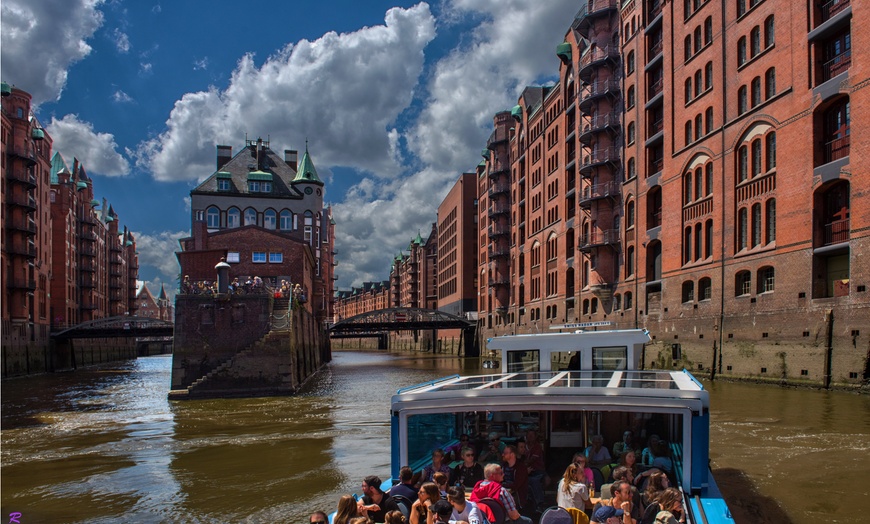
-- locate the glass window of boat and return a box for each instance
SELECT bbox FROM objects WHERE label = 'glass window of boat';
[506,350,540,373]
[406,412,463,468]
[552,351,580,371]
[592,346,628,370]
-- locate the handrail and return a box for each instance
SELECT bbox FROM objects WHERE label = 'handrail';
[396,374,461,394]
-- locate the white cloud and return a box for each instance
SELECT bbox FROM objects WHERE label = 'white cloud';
[332,0,579,288]
[46,114,131,177]
[151,4,161,14]
[132,230,188,287]
[193,57,208,70]
[112,28,130,53]
[112,90,133,103]
[139,62,153,75]
[135,3,436,182]
[0,0,104,105]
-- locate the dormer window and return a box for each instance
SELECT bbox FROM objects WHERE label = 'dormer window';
[218,179,230,191]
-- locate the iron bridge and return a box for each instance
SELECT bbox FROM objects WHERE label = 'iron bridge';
[51,316,174,340]
[328,307,474,334]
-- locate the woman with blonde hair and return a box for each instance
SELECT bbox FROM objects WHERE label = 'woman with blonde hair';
[556,462,590,509]
[335,495,360,524]
[410,482,441,524]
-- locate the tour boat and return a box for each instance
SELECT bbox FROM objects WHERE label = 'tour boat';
[389,326,735,524]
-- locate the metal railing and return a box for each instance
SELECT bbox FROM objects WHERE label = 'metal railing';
[821,50,851,82]
[824,218,849,245]
[820,0,850,23]
[822,135,850,163]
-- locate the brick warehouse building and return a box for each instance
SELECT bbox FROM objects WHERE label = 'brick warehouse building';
[178,138,336,321]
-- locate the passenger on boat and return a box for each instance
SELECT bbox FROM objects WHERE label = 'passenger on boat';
[421,449,452,485]
[391,466,419,503]
[556,463,590,510]
[641,472,669,507]
[445,435,471,462]
[479,433,505,464]
[590,480,636,524]
[309,510,328,524]
[336,495,362,524]
[602,467,644,522]
[434,472,450,498]
[411,483,441,524]
[446,486,484,524]
[523,430,548,512]
[649,442,673,475]
[571,452,595,485]
[360,475,400,523]
[350,517,372,524]
[640,435,661,466]
[501,445,529,509]
[612,431,636,461]
[451,447,484,489]
[385,510,407,524]
[431,500,455,524]
[651,488,685,524]
[585,435,613,468]
[616,451,639,484]
[470,463,533,524]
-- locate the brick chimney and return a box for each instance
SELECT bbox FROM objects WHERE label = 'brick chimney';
[217,145,232,170]
[285,149,298,171]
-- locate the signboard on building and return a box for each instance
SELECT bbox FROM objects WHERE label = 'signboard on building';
[549,321,613,330]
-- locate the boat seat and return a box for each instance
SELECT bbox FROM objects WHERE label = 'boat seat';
[591,467,605,490]
[391,495,413,520]
[477,498,506,524]
[541,506,586,524]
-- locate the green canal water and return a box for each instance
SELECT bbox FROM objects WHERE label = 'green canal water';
[1,351,868,523]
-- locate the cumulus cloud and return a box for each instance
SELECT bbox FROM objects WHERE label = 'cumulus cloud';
[46,114,131,177]
[133,230,188,286]
[112,28,130,53]
[112,89,133,103]
[332,0,579,288]
[135,3,436,182]
[0,0,104,105]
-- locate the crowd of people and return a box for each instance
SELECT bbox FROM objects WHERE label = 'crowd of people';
[179,275,307,302]
[319,429,685,524]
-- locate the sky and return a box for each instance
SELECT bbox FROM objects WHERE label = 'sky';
[1,0,580,299]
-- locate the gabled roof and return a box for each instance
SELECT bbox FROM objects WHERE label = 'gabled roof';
[192,143,304,197]
[292,145,324,186]
[158,285,168,300]
[50,152,69,184]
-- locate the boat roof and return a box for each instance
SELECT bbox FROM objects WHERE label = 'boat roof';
[485,328,651,351]
[392,369,709,414]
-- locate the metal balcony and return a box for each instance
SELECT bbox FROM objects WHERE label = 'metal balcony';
[573,0,618,38]
[488,204,510,218]
[7,194,37,211]
[578,45,619,82]
[487,224,511,239]
[578,229,621,251]
[9,278,37,290]
[488,247,510,259]
[579,79,620,114]
[488,183,510,198]
[7,243,37,258]
[579,147,620,176]
[820,0,850,24]
[5,218,37,235]
[6,170,37,188]
[579,112,621,144]
[579,181,621,208]
[823,218,850,245]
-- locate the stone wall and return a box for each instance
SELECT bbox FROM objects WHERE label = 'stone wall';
[1,336,135,377]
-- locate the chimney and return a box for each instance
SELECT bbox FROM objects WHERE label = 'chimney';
[285,149,298,170]
[216,145,232,170]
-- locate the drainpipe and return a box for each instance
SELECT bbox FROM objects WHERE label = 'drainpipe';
[823,309,834,389]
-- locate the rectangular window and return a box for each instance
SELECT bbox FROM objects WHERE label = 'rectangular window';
[252,251,267,263]
[269,252,283,263]
[304,226,312,244]
[507,350,540,373]
[592,346,628,370]
[261,181,272,192]
[248,181,260,192]
[218,179,231,191]
[227,252,240,263]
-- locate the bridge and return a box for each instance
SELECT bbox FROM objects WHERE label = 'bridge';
[51,316,174,340]
[328,307,478,356]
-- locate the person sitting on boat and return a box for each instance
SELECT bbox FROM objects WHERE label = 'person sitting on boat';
[612,430,636,461]
[445,434,472,462]
[336,495,362,524]
[572,452,595,486]
[434,472,450,498]
[431,499,455,524]
[616,451,640,484]
[478,433,505,464]
[591,480,636,524]
[446,486,484,524]
[586,434,613,469]
[451,447,484,489]
[523,430,548,512]
[641,472,670,507]
[556,462,590,510]
[391,466,419,503]
[309,510,328,524]
[500,445,529,510]
[411,483,441,524]
[601,467,644,522]
[360,475,400,523]
[649,441,673,475]
[469,463,533,524]
[385,510,407,524]
[641,435,661,466]
[651,488,686,524]
[421,449,452,485]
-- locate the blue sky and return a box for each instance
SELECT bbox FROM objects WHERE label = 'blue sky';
[2,0,579,298]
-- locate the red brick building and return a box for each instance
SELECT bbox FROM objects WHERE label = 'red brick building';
[178,139,336,321]
[136,282,173,321]
[438,172,478,318]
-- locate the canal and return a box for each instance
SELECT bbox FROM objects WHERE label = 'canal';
[1,350,868,523]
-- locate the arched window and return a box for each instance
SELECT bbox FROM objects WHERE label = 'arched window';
[685,173,693,203]
[705,61,713,89]
[244,208,257,226]
[227,207,240,228]
[613,294,621,311]
[738,207,748,250]
[685,78,693,102]
[705,219,714,258]
[758,266,775,293]
[766,132,777,170]
[699,277,712,300]
[704,17,713,45]
[736,270,752,296]
[264,209,277,230]
[625,291,633,309]
[628,122,636,144]
[705,163,714,195]
[751,77,761,107]
[627,86,636,108]
[737,37,747,66]
[695,167,703,200]
[750,26,761,57]
[685,35,692,61]
[279,210,293,230]
[766,198,776,243]
[682,280,695,302]
[626,246,635,278]
[751,138,762,177]
[705,107,714,134]
[206,206,220,228]
[694,27,702,53]
[764,16,774,48]
[627,51,635,74]
[684,227,693,263]
[738,85,748,114]
[738,145,748,182]
[685,121,693,144]
[737,0,746,17]
[695,114,702,140]
[627,157,636,179]
[765,68,776,99]
[695,222,703,260]
[684,0,692,19]
[694,70,702,97]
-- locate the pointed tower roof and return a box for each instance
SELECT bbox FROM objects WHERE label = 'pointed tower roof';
[414,230,424,245]
[50,152,69,184]
[158,285,168,300]
[292,143,324,186]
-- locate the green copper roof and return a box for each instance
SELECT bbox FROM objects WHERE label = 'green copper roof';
[247,170,273,181]
[556,42,572,62]
[1,82,11,97]
[50,152,69,184]
[292,146,324,186]
[106,215,114,222]
[31,128,45,140]
[125,240,133,246]
[414,230,424,245]
[76,181,88,190]
[481,149,490,159]
[478,159,486,167]
[90,199,100,207]
[216,171,232,179]
[511,105,523,120]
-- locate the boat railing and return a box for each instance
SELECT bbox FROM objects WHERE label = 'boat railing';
[682,368,705,390]
[396,374,460,394]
